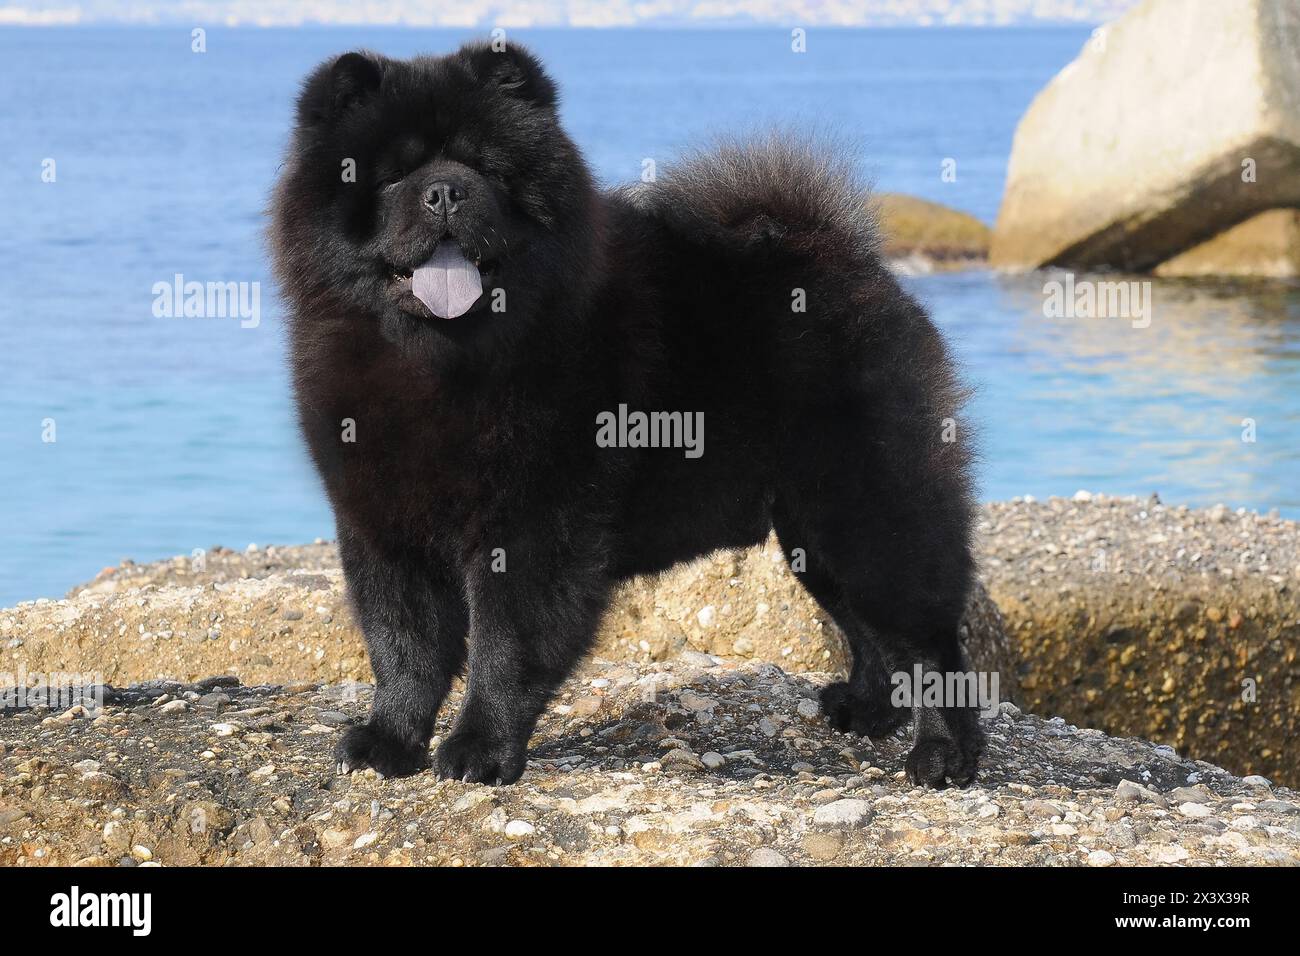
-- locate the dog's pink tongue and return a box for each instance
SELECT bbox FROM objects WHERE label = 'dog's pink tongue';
[411,244,482,319]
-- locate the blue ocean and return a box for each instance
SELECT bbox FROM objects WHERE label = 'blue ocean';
[2,26,1297,606]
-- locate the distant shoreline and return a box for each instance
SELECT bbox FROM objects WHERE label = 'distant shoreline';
[0,22,1117,32]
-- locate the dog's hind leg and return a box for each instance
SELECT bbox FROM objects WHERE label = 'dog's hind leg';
[773,503,909,739]
[774,413,984,788]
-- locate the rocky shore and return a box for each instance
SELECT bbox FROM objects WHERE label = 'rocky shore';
[982,496,1299,788]
[0,535,1014,699]
[7,498,1293,779]
[874,192,990,272]
[2,657,1296,867]
[3,497,1297,866]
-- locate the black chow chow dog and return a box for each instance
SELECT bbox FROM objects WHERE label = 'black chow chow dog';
[271,42,983,787]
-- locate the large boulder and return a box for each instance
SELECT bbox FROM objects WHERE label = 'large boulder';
[1154,208,1300,278]
[990,0,1300,273]
[873,193,990,271]
[5,535,1017,702]
[980,496,1300,789]
[601,533,1018,701]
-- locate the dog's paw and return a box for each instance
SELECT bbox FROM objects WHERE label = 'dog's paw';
[433,731,526,786]
[335,723,429,778]
[820,681,910,738]
[904,712,983,789]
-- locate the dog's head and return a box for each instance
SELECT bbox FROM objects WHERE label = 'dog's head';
[272,43,598,345]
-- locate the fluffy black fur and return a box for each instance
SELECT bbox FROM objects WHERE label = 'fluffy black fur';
[270,42,984,787]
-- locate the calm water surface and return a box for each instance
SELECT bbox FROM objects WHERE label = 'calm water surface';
[1,26,1296,605]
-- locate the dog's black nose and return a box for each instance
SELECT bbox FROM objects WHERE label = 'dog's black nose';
[423,180,463,216]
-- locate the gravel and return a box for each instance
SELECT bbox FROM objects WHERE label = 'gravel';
[980,495,1299,785]
[1,656,1297,867]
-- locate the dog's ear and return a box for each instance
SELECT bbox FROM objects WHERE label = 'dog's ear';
[459,42,557,109]
[297,51,385,127]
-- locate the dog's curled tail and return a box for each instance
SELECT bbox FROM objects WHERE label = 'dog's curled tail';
[627,134,883,266]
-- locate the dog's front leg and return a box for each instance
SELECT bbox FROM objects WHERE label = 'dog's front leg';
[433,543,610,785]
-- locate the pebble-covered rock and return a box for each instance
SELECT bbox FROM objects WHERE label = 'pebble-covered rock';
[0,657,1295,867]
[812,799,873,829]
[3,530,1014,706]
[981,496,1300,786]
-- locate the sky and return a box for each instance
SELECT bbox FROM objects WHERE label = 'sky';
[0,0,1142,27]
